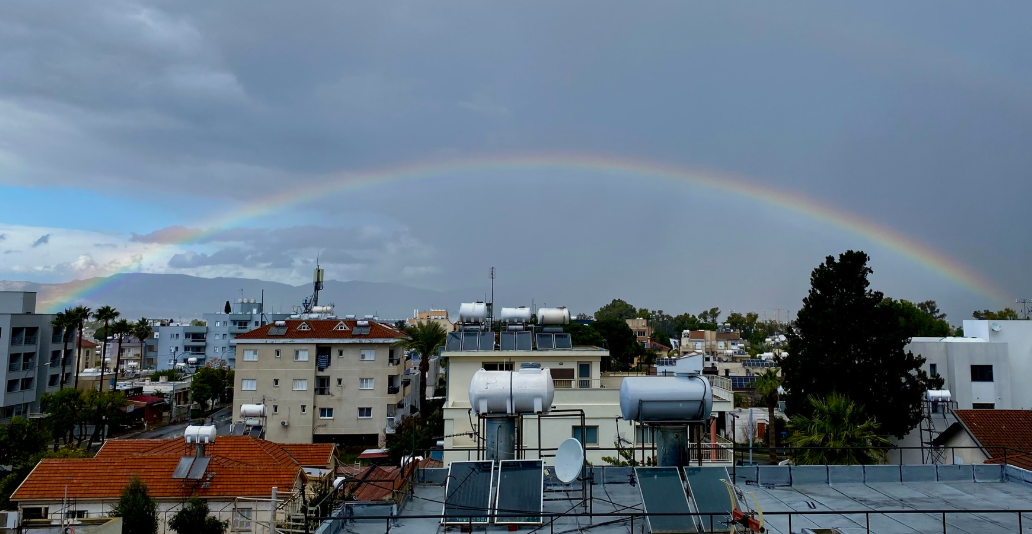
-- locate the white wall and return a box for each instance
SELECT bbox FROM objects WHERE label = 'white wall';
[962,320,1032,409]
[907,338,1011,409]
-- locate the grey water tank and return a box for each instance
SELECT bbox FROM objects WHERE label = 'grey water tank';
[619,374,713,422]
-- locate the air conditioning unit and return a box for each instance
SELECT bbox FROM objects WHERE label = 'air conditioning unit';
[0,511,19,529]
[280,420,289,427]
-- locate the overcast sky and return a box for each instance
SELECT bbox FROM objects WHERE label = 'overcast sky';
[1,1,1030,322]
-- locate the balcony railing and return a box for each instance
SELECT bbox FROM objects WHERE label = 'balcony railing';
[315,387,330,396]
[8,363,20,373]
[385,416,397,434]
[387,385,400,395]
[553,377,625,389]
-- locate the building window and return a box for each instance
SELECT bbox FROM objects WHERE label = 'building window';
[275,349,281,358]
[293,379,308,391]
[358,407,372,418]
[243,349,258,361]
[234,508,253,531]
[319,407,334,419]
[20,378,33,390]
[482,362,514,371]
[572,426,599,446]
[929,363,938,377]
[273,379,279,387]
[47,374,59,387]
[241,379,257,391]
[970,365,994,382]
[272,405,278,414]
[315,376,330,395]
[359,378,374,390]
[22,507,48,520]
[338,349,344,357]
[215,321,221,327]
[295,349,309,362]
[360,349,375,361]
[297,322,311,331]
[64,510,87,520]
[973,403,995,409]
[337,378,343,386]
[635,426,655,444]
[300,405,307,414]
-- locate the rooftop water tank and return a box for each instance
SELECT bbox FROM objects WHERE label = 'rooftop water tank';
[240,404,266,418]
[619,374,712,422]
[500,306,532,323]
[184,425,217,444]
[926,389,952,402]
[459,302,489,323]
[469,367,555,415]
[311,306,334,314]
[187,357,198,365]
[537,307,570,326]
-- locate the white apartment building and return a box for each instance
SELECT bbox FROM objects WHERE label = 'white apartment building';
[233,317,413,446]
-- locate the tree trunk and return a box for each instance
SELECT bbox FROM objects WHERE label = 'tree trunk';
[59,328,71,390]
[97,321,110,442]
[113,335,124,390]
[418,357,429,413]
[768,401,777,464]
[74,323,84,390]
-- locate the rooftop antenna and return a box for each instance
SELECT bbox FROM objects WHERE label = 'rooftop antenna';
[301,257,325,314]
[1017,299,1032,320]
[489,267,495,330]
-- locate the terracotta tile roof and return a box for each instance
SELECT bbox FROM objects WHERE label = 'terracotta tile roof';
[12,436,332,502]
[347,465,411,502]
[279,444,336,467]
[688,331,705,340]
[955,410,1032,468]
[127,395,166,405]
[235,320,405,341]
[77,338,97,348]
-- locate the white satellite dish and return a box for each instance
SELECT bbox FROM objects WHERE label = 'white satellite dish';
[991,322,1002,332]
[555,437,584,484]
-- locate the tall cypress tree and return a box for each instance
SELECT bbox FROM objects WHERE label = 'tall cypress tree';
[780,250,937,439]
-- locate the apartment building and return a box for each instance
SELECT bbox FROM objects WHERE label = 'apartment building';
[232,316,412,446]
[0,292,76,421]
[625,318,652,345]
[406,309,454,333]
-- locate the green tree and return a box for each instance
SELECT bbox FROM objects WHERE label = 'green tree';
[191,367,228,412]
[132,318,153,370]
[92,305,120,391]
[754,369,782,464]
[151,369,183,382]
[112,476,158,534]
[672,313,700,335]
[169,497,228,534]
[972,308,1025,320]
[917,300,946,320]
[70,306,92,389]
[591,318,638,371]
[50,310,74,390]
[224,301,232,314]
[41,388,85,449]
[786,393,889,465]
[190,319,207,327]
[83,390,127,449]
[111,318,131,388]
[593,299,637,321]
[401,320,447,411]
[565,322,606,348]
[385,398,444,463]
[781,251,938,439]
[0,417,50,468]
[881,298,951,338]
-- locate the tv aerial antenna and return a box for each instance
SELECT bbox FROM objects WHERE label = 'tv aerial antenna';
[1017,299,1032,320]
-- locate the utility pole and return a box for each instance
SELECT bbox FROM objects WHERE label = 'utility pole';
[1017,299,1032,320]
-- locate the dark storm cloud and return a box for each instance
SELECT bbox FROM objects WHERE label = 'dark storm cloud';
[31,234,50,247]
[1,1,1030,318]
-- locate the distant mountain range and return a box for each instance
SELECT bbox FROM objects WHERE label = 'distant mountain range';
[0,273,473,320]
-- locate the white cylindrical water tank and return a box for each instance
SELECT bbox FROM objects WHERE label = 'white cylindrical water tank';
[311,305,334,314]
[240,404,266,418]
[187,357,198,365]
[469,368,555,415]
[537,307,570,325]
[459,302,489,323]
[619,375,713,422]
[926,390,952,402]
[184,425,217,443]
[500,307,532,323]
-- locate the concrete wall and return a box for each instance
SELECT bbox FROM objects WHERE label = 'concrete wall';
[963,320,1032,409]
[907,338,1012,409]
[18,499,277,534]
[0,303,74,421]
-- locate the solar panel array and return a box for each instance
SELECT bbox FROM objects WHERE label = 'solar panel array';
[442,461,494,524]
[685,466,734,533]
[495,460,544,524]
[499,331,533,351]
[635,467,693,534]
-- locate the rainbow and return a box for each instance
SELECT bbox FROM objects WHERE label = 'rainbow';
[42,153,1008,311]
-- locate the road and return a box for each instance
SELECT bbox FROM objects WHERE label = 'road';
[129,406,233,439]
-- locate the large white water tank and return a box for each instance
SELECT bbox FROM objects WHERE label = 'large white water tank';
[311,305,334,314]
[469,367,555,414]
[459,302,489,323]
[184,425,217,443]
[926,390,952,402]
[500,307,532,323]
[240,404,266,418]
[537,307,570,325]
[619,375,713,422]
[187,357,198,365]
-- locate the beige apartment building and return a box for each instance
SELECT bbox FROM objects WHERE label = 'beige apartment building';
[406,309,454,332]
[626,318,653,345]
[233,318,411,446]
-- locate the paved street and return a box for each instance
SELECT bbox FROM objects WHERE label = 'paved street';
[128,406,233,439]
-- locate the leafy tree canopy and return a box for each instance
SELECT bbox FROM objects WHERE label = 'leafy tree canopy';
[591,318,638,371]
[973,308,1026,320]
[112,476,158,534]
[781,250,938,439]
[191,367,229,411]
[564,322,606,348]
[881,298,951,338]
[170,497,227,534]
[385,398,444,463]
[190,319,207,327]
[593,299,637,322]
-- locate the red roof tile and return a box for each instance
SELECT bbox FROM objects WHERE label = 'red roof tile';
[127,395,166,404]
[279,444,336,467]
[235,320,405,341]
[13,436,333,502]
[955,410,1032,468]
[77,338,97,348]
[346,465,412,502]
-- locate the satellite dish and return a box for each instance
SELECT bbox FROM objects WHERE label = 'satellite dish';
[555,438,584,484]
[991,322,1002,332]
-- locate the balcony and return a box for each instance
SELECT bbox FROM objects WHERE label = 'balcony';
[315,387,330,396]
[552,376,625,389]
[387,385,400,395]
[388,358,401,366]
[385,416,397,434]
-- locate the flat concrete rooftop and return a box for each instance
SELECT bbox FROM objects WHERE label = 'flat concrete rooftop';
[325,464,1032,534]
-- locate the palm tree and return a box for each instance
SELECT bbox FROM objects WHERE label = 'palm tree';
[111,319,131,388]
[132,318,153,371]
[786,392,890,465]
[92,306,120,392]
[754,368,782,463]
[70,306,91,389]
[51,310,74,390]
[401,320,447,411]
